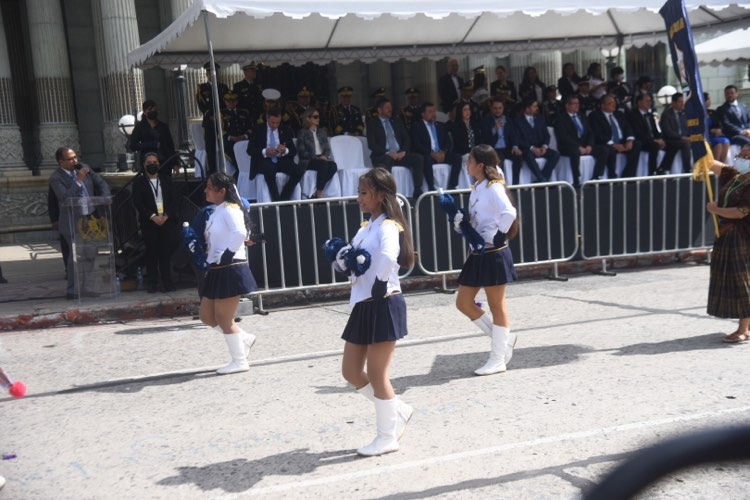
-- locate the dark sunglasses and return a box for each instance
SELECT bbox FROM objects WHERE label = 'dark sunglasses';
[311,115,320,119]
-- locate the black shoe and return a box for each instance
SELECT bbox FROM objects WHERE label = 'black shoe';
[81,290,100,298]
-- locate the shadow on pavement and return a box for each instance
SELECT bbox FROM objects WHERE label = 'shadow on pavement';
[156,448,359,493]
[607,332,739,356]
[113,322,207,335]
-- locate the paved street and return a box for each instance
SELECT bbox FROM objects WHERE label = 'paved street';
[2,263,750,499]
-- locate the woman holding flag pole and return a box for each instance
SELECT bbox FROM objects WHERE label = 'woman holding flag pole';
[705,144,750,343]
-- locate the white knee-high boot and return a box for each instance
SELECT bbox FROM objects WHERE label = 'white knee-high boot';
[214,326,256,358]
[216,334,250,374]
[471,313,493,336]
[474,325,509,376]
[357,384,413,440]
[357,397,400,456]
[504,328,517,365]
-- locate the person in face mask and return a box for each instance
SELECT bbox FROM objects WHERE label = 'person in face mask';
[131,153,178,293]
[706,144,750,343]
[129,100,179,176]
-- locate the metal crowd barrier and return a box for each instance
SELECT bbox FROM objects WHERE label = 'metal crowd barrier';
[579,173,718,274]
[414,182,580,290]
[247,195,413,311]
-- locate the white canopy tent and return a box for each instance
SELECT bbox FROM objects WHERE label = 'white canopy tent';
[696,27,750,63]
[128,0,750,68]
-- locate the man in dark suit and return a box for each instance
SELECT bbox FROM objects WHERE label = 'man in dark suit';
[509,99,559,184]
[196,62,230,175]
[628,93,681,175]
[247,108,302,201]
[438,58,464,113]
[554,95,608,188]
[659,92,692,173]
[717,84,750,146]
[410,102,463,190]
[480,97,513,164]
[49,147,111,300]
[366,97,425,198]
[589,94,642,179]
[131,153,177,293]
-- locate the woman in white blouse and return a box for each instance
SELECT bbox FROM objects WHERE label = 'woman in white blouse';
[456,144,519,376]
[200,172,258,375]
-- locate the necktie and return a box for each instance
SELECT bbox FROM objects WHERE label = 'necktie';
[428,122,440,151]
[268,128,278,163]
[609,114,621,143]
[495,119,506,149]
[678,112,685,136]
[528,116,534,128]
[573,115,583,138]
[384,119,399,152]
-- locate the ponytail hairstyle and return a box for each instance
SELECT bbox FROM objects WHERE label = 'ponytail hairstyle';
[468,145,520,240]
[208,171,252,232]
[359,167,415,268]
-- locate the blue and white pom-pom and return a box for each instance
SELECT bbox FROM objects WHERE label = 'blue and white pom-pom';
[323,237,347,264]
[344,247,371,277]
[437,189,486,253]
[323,237,371,276]
[182,222,208,271]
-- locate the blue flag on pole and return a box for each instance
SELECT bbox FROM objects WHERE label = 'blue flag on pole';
[659,0,712,175]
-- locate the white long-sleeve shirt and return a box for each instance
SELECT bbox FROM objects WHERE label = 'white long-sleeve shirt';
[205,201,247,264]
[349,213,402,305]
[469,179,517,244]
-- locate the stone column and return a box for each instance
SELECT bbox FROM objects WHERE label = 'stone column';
[170,0,202,121]
[92,0,145,169]
[26,0,80,169]
[0,8,24,175]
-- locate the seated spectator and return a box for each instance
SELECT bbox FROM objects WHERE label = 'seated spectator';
[628,93,682,175]
[472,66,491,110]
[606,66,632,111]
[554,95,608,188]
[717,84,750,146]
[400,87,421,128]
[632,75,654,112]
[479,98,513,164]
[518,66,546,105]
[705,92,730,162]
[659,92,692,173]
[577,77,597,116]
[490,65,517,112]
[291,87,314,135]
[329,86,364,137]
[366,97,425,198]
[411,102,463,190]
[449,101,481,156]
[589,94,642,179]
[129,99,178,176]
[509,98,559,183]
[542,85,562,126]
[296,107,338,199]
[366,87,387,122]
[221,91,252,172]
[585,62,607,100]
[557,63,581,100]
[247,107,302,201]
[131,153,177,293]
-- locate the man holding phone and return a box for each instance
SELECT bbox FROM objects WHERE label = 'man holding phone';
[49,147,111,299]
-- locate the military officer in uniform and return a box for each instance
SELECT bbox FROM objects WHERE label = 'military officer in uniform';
[453,81,480,123]
[291,86,314,135]
[255,88,293,127]
[329,86,364,136]
[577,77,597,116]
[220,91,253,173]
[542,85,563,126]
[366,87,387,122]
[196,62,230,175]
[232,61,264,124]
[399,87,421,128]
[490,65,518,114]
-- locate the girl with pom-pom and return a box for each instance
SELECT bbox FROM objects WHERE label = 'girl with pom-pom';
[456,144,519,376]
[336,168,415,457]
[200,172,258,375]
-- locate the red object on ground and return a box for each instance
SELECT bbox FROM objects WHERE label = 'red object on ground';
[9,381,26,398]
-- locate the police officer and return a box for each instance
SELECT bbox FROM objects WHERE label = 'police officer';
[196,62,230,174]
[400,87,421,128]
[232,61,264,124]
[329,86,364,136]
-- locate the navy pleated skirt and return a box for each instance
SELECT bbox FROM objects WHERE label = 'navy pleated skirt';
[202,260,257,299]
[342,293,408,345]
[458,245,517,287]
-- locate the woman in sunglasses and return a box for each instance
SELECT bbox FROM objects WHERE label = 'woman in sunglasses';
[296,107,338,199]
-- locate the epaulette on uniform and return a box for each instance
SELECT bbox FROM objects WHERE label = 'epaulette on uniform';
[382,219,404,232]
[360,220,370,228]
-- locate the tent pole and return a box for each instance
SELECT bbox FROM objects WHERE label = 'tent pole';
[203,10,226,174]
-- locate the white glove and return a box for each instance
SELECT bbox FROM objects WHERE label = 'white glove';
[334,244,352,273]
[453,212,464,234]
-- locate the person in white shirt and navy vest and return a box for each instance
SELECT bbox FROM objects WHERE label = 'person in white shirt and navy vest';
[455,144,519,376]
[199,172,258,375]
[333,168,415,457]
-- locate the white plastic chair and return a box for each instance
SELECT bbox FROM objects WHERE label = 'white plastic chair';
[234,140,256,200]
[330,135,370,196]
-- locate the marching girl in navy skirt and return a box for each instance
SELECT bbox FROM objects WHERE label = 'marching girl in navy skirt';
[455,144,519,375]
[333,168,415,457]
[200,172,258,375]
